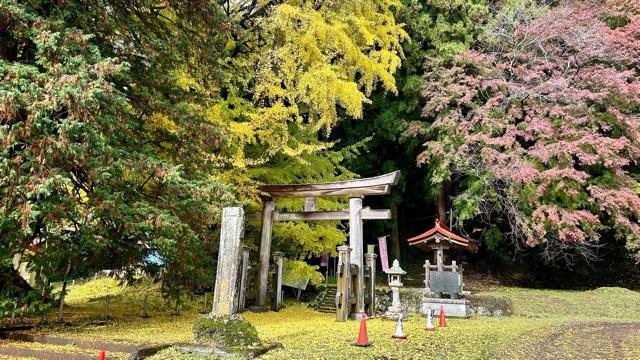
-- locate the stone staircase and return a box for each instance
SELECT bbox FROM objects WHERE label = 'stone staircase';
[317,285,337,313]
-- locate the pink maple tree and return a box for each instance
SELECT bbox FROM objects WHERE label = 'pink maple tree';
[416,0,640,262]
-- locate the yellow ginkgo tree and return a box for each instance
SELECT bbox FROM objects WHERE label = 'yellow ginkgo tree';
[206,0,408,277]
[210,0,407,171]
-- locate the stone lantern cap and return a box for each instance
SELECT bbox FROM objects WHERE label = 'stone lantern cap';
[385,259,406,276]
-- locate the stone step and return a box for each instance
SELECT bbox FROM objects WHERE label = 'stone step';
[0,333,167,359]
[314,286,337,313]
[0,345,124,360]
[317,307,335,313]
[318,304,336,309]
[0,333,148,353]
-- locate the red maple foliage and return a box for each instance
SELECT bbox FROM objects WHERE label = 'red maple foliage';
[418,0,640,262]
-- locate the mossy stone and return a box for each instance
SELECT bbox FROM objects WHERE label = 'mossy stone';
[193,314,261,349]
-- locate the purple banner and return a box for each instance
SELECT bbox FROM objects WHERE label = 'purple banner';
[320,253,329,267]
[378,236,389,272]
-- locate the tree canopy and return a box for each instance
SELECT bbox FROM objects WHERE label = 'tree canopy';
[1,0,407,295]
[414,0,640,263]
[1,0,639,305]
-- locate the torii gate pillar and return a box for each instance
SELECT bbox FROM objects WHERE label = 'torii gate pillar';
[256,200,275,309]
[349,197,366,319]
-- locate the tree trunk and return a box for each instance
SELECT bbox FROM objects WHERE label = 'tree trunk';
[10,301,16,326]
[57,261,72,322]
[57,280,67,322]
[437,182,450,224]
[103,295,110,320]
[173,291,181,315]
[141,294,150,318]
[201,292,208,314]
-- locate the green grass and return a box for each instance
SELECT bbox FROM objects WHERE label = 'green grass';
[483,286,640,320]
[4,278,640,359]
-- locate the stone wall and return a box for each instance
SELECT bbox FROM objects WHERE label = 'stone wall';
[376,287,428,314]
[375,287,511,317]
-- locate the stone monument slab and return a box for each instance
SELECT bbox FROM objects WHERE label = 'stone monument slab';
[421,298,470,318]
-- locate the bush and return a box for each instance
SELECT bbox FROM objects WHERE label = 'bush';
[193,314,261,349]
[305,284,326,309]
[466,294,513,316]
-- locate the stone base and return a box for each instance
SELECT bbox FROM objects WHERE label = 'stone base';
[421,298,470,318]
[351,312,367,320]
[387,305,402,313]
[383,312,411,321]
[382,311,399,321]
[173,342,282,359]
[383,304,403,320]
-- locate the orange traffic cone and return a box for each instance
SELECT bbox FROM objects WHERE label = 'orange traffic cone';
[439,305,447,328]
[352,314,371,347]
[98,351,106,360]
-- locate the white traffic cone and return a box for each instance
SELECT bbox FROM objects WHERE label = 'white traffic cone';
[425,307,436,331]
[391,311,407,339]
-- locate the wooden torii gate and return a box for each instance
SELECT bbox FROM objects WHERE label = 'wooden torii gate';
[254,171,400,319]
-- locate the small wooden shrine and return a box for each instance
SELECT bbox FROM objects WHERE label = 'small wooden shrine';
[407,219,476,299]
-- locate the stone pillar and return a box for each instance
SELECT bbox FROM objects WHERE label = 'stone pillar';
[348,197,365,319]
[364,252,377,316]
[237,246,251,312]
[335,245,351,322]
[271,251,284,312]
[390,285,401,312]
[211,207,244,316]
[256,200,275,310]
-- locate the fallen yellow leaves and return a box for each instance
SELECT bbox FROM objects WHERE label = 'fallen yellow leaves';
[16,279,640,359]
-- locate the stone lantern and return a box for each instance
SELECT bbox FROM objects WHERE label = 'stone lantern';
[385,259,406,317]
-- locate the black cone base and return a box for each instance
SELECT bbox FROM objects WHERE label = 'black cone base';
[352,342,372,347]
